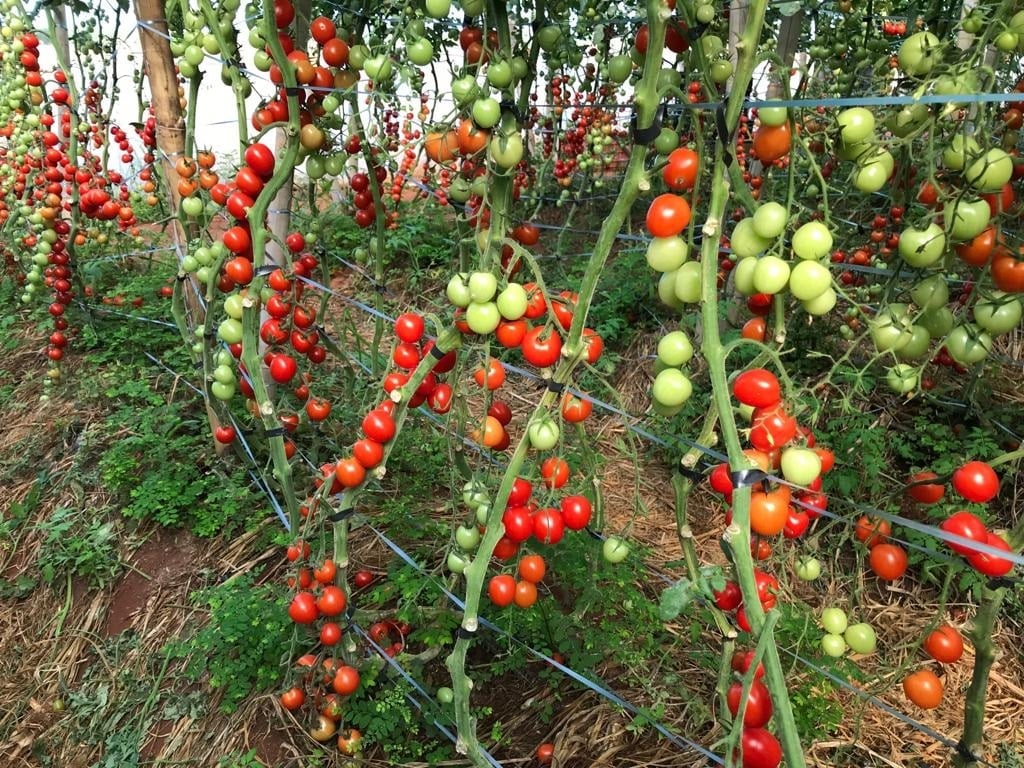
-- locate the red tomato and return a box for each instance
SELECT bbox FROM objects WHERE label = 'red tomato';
[663,147,699,191]
[280,686,305,710]
[966,532,1014,576]
[514,580,538,608]
[309,15,335,44]
[352,438,384,469]
[288,591,319,624]
[493,536,520,560]
[509,477,533,507]
[502,506,535,543]
[473,357,506,390]
[496,318,528,348]
[869,543,908,581]
[749,403,797,450]
[394,312,425,343]
[731,650,765,679]
[244,142,276,179]
[951,461,999,503]
[540,457,569,489]
[939,511,988,556]
[332,665,360,696]
[714,581,742,611]
[316,585,347,617]
[314,559,336,584]
[334,457,365,488]
[532,508,565,545]
[906,471,945,504]
[428,383,453,414]
[362,409,396,442]
[488,574,516,607]
[924,624,965,663]
[738,727,782,768]
[488,401,513,425]
[645,193,692,237]
[320,621,342,646]
[733,368,782,407]
[521,326,562,367]
[727,678,773,728]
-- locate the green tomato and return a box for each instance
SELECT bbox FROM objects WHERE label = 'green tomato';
[886,363,919,394]
[425,0,451,17]
[217,317,243,344]
[837,107,876,144]
[456,524,481,551]
[448,178,472,203]
[788,260,831,301]
[348,44,370,70]
[363,56,393,81]
[821,633,848,657]
[964,148,1013,192]
[496,283,528,320]
[944,198,990,242]
[462,480,489,509]
[780,447,822,485]
[489,132,524,169]
[911,275,949,310]
[451,75,480,106]
[472,97,501,128]
[700,34,725,59]
[732,257,758,296]
[181,196,205,217]
[646,236,689,272]
[898,31,941,77]
[752,202,788,240]
[657,270,685,309]
[460,0,484,16]
[796,556,822,581]
[802,287,837,316]
[995,30,1019,52]
[752,256,791,295]
[821,607,849,635]
[673,262,703,303]
[942,134,981,171]
[920,306,955,339]
[898,223,945,267]
[536,25,562,52]
[213,364,236,385]
[844,623,877,654]
[475,504,491,526]
[852,160,890,193]
[654,127,679,154]
[792,221,834,260]
[973,293,1023,335]
[486,59,513,89]
[731,218,771,258]
[710,59,733,84]
[652,368,693,407]
[447,551,469,573]
[945,324,992,364]
[758,102,788,127]
[657,330,694,367]
[407,38,434,66]
[466,301,500,334]
[223,293,244,319]
[437,686,455,704]
[894,325,932,361]
[446,273,472,307]
[468,271,497,302]
[602,536,630,563]
[211,381,236,401]
[607,54,632,83]
[527,417,560,450]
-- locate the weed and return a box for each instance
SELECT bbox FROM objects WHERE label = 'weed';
[36,506,123,588]
[167,574,292,713]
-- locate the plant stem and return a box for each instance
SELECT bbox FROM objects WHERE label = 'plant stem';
[696,0,806,766]
[956,584,1006,766]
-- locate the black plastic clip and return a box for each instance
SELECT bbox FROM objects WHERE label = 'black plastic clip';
[986,576,1021,590]
[328,507,355,523]
[631,103,665,145]
[545,380,566,394]
[264,426,286,438]
[955,740,979,763]
[730,468,769,488]
[176,272,189,282]
[687,20,710,42]
[455,626,477,640]
[714,101,734,166]
[284,86,303,96]
[254,264,278,277]
[499,99,525,124]
[429,344,448,360]
[677,463,706,483]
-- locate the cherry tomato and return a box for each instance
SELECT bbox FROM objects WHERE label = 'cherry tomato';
[903,669,943,709]
[727,678,773,728]
[488,574,516,607]
[906,471,945,504]
[733,368,782,408]
[951,461,999,503]
[869,543,908,581]
[924,624,964,663]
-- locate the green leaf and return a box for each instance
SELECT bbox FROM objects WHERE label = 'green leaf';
[659,579,693,621]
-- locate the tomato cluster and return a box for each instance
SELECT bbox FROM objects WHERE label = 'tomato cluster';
[727,651,782,768]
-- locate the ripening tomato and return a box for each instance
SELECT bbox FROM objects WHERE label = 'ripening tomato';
[514,580,538,608]
[540,457,569,489]
[473,357,506,390]
[561,392,593,423]
[749,486,791,536]
[518,554,546,583]
[855,516,891,548]
[753,122,791,163]
[924,624,964,663]
[280,686,305,710]
[951,461,999,503]
[869,543,908,580]
[903,669,943,709]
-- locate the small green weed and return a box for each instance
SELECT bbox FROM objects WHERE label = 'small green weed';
[167,575,292,713]
[36,506,123,588]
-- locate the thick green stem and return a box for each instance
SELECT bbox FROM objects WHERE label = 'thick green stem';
[696,1,806,766]
[956,585,1006,766]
